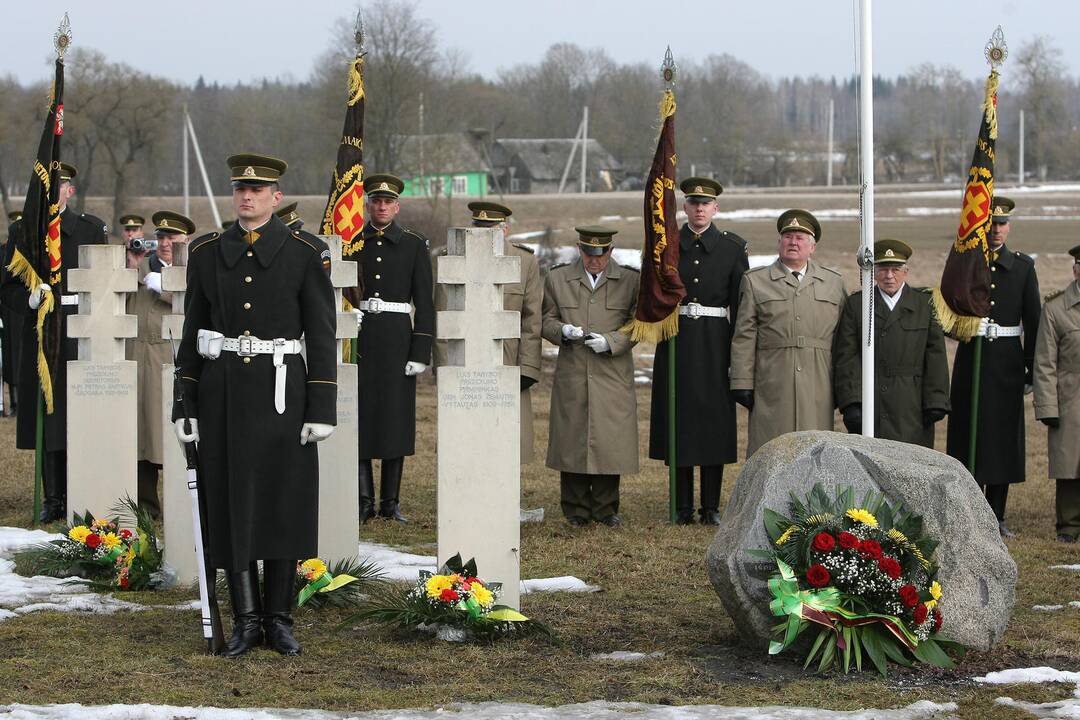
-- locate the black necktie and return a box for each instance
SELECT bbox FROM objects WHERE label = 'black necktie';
[792,271,801,282]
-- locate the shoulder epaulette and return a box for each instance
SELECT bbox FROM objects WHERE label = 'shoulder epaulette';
[1045,288,1066,303]
[189,232,220,253]
[550,262,570,270]
[722,230,748,247]
[1014,250,1035,263]
[745,264,769,274]
[821,266,843,277]
[290,230,324,254]
[402,227,429,248]
[913,286,933,295]
[619,263,640,274]
[512,242,535,254]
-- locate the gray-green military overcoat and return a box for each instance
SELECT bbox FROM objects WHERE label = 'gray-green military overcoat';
[731,258,847,457]
[832,286,950,447]
[541,258,639,475]
[128,254,174,465]
[1034,281,1080,479]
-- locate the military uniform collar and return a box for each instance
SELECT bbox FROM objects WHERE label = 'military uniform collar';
[570,257,622,288]
[363,220,403,243]
[1066,280,1080,308]
[680,223,719,252]
[992,244,1015,270]
[60,206,76,235]
[221,215,289,269]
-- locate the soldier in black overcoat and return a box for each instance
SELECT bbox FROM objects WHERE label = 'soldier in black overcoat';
[648,178,748,525]
[172,153,337,657]
[344,174,434,524]
[0,164,107,522]
[2,210,25,415]
[945,197,1041,537]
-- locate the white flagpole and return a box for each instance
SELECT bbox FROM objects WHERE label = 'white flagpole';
[858,0,875,437]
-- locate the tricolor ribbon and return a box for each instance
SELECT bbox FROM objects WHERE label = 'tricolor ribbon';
[297,570,358,607]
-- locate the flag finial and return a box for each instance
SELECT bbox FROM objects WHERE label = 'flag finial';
[54,13,72,60]
[661,46,676,89]
[985,26,1007,69]
[354,9,366,53]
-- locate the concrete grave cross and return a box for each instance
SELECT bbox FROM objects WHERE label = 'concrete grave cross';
[436,226,522,609]
[436,227,521,367]
[315,234,360,565]
[66,245,138,361]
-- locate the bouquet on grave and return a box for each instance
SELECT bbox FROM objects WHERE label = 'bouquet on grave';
[294,557,384,610]
[13,498,164,591]
[347,554,554,642]
[758,484,964,675]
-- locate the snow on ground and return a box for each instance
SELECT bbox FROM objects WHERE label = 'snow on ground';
[1032,601,1080,612]
[590,651,665,661]
[749,254,778,269]
[0,700,960,719]
[710,208,860,221]
[0,527,198,623]
[519,244,642,270]
[976,666,1080,717]
[896,183,1080,198]
[358,541,598,593]
[1050,564,1080,571]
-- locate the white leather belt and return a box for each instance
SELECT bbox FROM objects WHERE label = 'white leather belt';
[60,294,79,306]
[197,329,301,414]
[358,298,410,314]
[978,322,1022,340]
[679,302,728,319]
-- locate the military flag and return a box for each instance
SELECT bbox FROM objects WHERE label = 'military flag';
[7,35,69,414]
[932,31,1007,341]
[623,49,685,343]
[321,11,367,282]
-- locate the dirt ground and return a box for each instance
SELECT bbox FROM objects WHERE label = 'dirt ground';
[0,187,1078,716]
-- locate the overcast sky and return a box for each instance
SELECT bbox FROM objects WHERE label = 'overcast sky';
[2,1,1075,86]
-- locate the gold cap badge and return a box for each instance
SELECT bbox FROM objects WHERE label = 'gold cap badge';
[243,166,255,177]
[884,248,895,257]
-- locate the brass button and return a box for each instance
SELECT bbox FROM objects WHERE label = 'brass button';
[246,250,253,257]
[243,302,252,310]
[244,276,252,283]
[243,357,251,364]
[693,278,699,283]
[374,292,380,297]
[796,315,801,321]
[692,297,698,302]
[990,300,995,306]
[377,241,383,246]
[991,283,996,289]
[694,260,700,265]
[376,257,383,262]
[991,266,997,272]
[243,330,251,336]
[375,274,381,280]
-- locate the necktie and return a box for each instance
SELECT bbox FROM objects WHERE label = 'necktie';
[792,271,801,282]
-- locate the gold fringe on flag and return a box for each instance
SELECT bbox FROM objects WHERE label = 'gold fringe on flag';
[342,296,355,363]
[7,248,56,412]
[347,56,365,107]
[622,307,681,344]
[983,70,999,141]
[930,286,982,341]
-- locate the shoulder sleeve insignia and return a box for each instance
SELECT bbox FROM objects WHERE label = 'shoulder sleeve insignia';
[1044,288,1065,302]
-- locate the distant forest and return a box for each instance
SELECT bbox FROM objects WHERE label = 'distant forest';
[1,0,1077,231]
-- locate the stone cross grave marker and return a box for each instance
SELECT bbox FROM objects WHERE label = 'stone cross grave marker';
[160,242,197,584]
[316,234,360,564]
[65,244,138,523]
[436,226,522,608]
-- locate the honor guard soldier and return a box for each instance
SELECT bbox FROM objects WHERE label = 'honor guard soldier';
[348,174,434,523]
[1033,245,1080,543]
[433,201,543,464]
[730,209,847,457]
[542,226,639,527]
[2,209,25,415]
[946,197,1040,537]
[832,239,950,446]
[1,163,108,522]
[172,153,337,657]
[649,178,748,524]
[275,202,304,231]
[129,210,195,519]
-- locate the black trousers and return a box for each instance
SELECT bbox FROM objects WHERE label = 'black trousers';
[980,483,1009,521]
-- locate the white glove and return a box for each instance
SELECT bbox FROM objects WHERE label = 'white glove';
[977,317,989,337]
[351,308,364,330]
[144,271,162,294]
[174,418,199,444]
[405,361,427,376]
[28,283,51,310]
[584,333,610,354]
[562,324,585,340]
[300,422,334,445]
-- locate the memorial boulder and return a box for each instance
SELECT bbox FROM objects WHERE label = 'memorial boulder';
[706,431,1016,652]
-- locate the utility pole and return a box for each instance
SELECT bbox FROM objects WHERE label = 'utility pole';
[580,106,589,194]
[182,105,190,218]
[827,98,835,187]
[1018,109,1025,185]
[419,92,425,194]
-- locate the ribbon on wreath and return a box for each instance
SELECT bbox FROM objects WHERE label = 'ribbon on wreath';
[297,559,358,607]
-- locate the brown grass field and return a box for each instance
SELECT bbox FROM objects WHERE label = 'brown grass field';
[0,187,1078,716]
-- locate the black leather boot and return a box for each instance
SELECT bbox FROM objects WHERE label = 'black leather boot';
[358,459,375,524]
[137,461,162,520]
[699,465,723,526]
[223,564,262,658]
[378,457,408,522]
[674,467,694,525]
[262,558,301,656]
[40,451,67,523]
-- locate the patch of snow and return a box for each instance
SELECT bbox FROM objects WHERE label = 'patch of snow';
[0,700,962,719]
[1050,564,1080,571]
[749,254,779,269]
[510,231,551,242]
[900,207,955,216]
[977,665,1080,715]
[591,651,666,661]
[357,541,599,594]
[1030,602,1080,611]
[599,215,623,222]
[710,208,859,221]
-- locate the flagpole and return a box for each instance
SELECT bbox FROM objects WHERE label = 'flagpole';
[661,48,679,525]
[858,0,875,437]
[32,390,43,525]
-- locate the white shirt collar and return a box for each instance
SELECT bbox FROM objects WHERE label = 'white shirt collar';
[879,283,905,310]
[238,218,271,233]
[587,270,604,289]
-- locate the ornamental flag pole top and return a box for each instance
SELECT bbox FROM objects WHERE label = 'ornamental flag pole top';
[661,46,676,88]
[354,8,366,53]
[54,13,72,60]
[985,26,1007,69]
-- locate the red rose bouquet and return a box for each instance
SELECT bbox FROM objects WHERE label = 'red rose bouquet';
[760,484,962,675]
